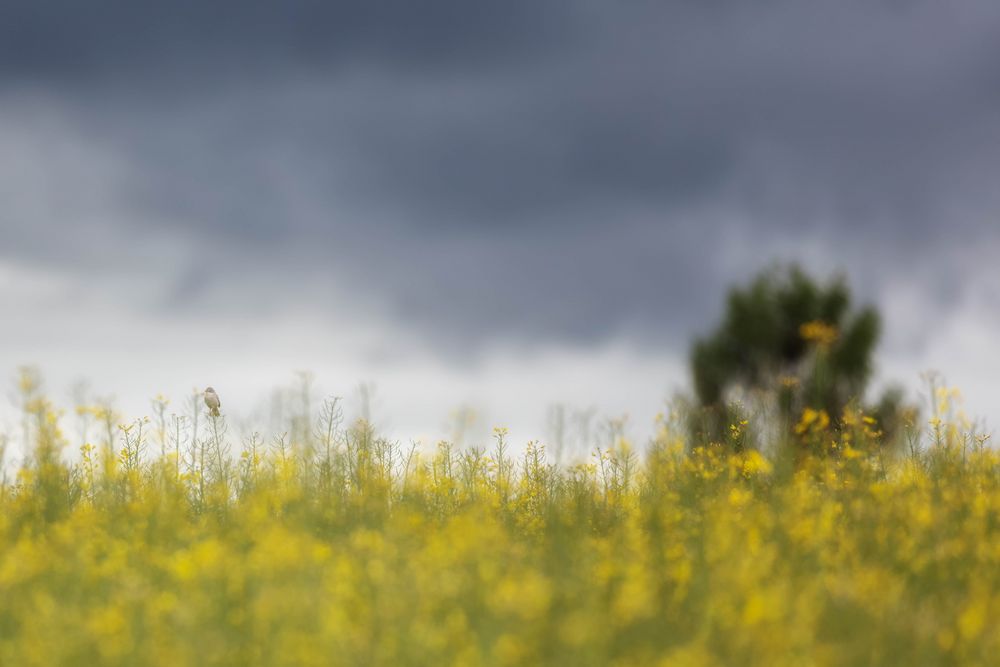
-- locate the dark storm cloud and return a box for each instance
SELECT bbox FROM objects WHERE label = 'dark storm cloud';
[0,1,567,83]
[3,1,1000,351]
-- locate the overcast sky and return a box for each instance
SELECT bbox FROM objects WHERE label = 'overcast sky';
[1,1,998,451]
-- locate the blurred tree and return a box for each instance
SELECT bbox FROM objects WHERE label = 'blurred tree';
[689,264,908,449]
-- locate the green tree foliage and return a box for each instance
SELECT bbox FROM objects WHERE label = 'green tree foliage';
[690,265,906,447]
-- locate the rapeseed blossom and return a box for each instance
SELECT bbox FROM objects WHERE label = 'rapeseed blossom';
[0,390,997,666]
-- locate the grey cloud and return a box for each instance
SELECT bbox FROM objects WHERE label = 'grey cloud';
[0,1,569,85]
[2,1,1000,357]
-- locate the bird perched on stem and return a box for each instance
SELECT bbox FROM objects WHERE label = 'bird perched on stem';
[203,387,221,417]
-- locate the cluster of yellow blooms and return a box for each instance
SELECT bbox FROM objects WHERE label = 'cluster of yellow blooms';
[798,320,839,347]
[0,397,998,666]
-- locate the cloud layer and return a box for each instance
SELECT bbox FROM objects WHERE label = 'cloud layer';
[2,1,998,439]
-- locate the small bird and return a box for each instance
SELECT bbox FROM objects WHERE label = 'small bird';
[203,387,221,417]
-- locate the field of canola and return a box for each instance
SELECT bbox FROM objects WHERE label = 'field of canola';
[0,389,998,667]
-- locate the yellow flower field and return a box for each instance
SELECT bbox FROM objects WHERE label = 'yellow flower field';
[0,391,998,666]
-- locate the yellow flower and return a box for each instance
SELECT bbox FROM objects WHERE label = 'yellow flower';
[795,407,830,435]
[799,320,838,346]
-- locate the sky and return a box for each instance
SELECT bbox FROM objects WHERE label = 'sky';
[1,1,998,453]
